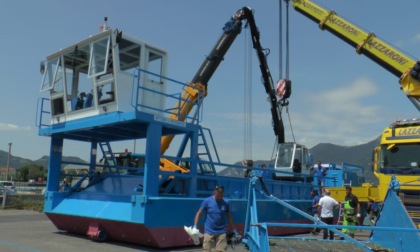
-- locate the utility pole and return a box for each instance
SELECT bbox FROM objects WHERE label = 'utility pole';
[6,142,12,181]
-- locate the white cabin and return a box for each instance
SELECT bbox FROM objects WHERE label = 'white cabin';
[40,27,168,124]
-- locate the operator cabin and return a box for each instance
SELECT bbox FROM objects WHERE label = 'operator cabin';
[40,21,168,124]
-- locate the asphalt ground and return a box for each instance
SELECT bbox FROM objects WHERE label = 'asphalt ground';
[0,210,248,252]
[1,210,386,252]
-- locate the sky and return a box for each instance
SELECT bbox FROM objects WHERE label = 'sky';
[1,0,419,165]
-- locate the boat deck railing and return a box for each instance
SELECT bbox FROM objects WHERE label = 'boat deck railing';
[132,68,204,124]
[55,157,315,201]
[35,97,51,129]
[36,68,204,131]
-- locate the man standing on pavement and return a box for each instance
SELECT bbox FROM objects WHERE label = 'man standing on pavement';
[310,189,321,235]
[194,186,238,252]
[342,186,360,238]
[318,189,339,240]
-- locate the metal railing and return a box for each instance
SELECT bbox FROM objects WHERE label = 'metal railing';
[132,68,204,125]
[243,176,420,252]
[36,68,204,130]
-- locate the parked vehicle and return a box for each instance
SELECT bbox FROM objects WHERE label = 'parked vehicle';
[0,181,15,190]
[0,184,17,195]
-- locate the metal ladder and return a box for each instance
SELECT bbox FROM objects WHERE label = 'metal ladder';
[197,127,220,162]
[338,181,352,226]
[336,202,345,227]
[98,142,118,173]
[195,127,221,175]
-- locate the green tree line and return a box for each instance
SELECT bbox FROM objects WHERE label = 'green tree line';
[17,164,47,181]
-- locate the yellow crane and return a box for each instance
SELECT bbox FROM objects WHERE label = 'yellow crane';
[290,0,420,226]
[291,0,420,104]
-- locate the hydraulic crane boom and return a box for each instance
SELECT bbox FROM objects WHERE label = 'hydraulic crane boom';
[241,7,291,144]
[161,7,291,156]
[160,11,244,155]
[290,0,420,111]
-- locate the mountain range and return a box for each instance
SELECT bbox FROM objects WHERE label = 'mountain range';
[0,137,380,183]
[0,153,86,172]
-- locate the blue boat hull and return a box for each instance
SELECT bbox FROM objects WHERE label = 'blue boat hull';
[44,176,313,248]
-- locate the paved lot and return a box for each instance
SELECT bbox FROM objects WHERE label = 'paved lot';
[1,210,381,252]
[0,210,247,252]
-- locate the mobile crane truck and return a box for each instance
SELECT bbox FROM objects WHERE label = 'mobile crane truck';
[290,0,420,227]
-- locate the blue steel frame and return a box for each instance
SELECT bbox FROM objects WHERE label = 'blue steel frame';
[244,176,420,252]
[37,64,319,248]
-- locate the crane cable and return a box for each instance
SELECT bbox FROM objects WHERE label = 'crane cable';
[271,0,296,161]
[271,0,286,162]
[284,0,296,143]
[279,0,283,81]
[285,0,290,81]
[280,0,296,143]
[243,26,253,162]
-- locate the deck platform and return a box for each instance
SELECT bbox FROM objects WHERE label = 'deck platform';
[269,229,391,252]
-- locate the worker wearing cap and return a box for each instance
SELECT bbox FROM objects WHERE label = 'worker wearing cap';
[342,186,360,238]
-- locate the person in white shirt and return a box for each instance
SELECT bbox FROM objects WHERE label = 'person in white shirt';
[317,189,339,240]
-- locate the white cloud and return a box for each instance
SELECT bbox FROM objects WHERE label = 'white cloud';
[411,34,420,44]
[193,76,406,165]
[287,78,385,147]
[202,78,389,164]
[396,33,420,48]
[0,123,31,131]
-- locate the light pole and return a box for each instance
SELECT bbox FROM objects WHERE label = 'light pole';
[6,142,12,181]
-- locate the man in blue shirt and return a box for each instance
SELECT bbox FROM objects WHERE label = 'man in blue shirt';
[194,186,238,251]
[389,174,400,195]
[310,189,321,235]
[259,164,271,179]
[368,200,380,225]
[313,161,327,195]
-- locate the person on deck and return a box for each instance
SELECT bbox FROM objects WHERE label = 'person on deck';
[259,164,271,179]
[313,161,327,195]
[243,160,253,178]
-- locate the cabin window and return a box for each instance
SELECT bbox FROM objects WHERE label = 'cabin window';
[40,57,61,92]
[381,143,420,169]
[88,36,111,78]
[97,82,115,105]
[41,57,65,116]
[52,97,65,116]
[276,143,295,168]
[52,63,64,94]
[63,44,94,111]
[118,39,141,74]
[147,51,163,83]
